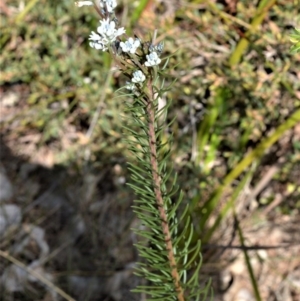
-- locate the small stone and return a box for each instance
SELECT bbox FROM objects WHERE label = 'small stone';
[236,288,255,301]
[0,92,18,107]
[0,204,21,236]
[0,170,13,202]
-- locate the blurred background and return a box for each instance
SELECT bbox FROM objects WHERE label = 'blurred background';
[0,0,300,300]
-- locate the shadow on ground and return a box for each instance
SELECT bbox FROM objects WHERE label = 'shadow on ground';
[0,136,140,301]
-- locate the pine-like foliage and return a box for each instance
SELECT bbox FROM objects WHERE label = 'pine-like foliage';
[75,1,212,299]
[122,71,211,300]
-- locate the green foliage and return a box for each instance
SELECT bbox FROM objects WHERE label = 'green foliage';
[290,27,300,53]
[195,86,228,174]
[229,0,276,66]
[122,75,212,299]
[0,0,119,161]
[128,0,149,33]
[70,1,213,299]
[1,1,299,299]
[196,108,300,233]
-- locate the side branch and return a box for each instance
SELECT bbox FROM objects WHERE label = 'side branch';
[146,80,185,301]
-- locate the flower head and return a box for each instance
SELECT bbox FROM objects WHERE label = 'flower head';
[99,0,117,13]
[120,38,140,54]
[132,70,146,83]
[145,51,161,67]
[97,18,125,43]
[89,18,125,51]
[125,81,136,90]
[89,31,108,50]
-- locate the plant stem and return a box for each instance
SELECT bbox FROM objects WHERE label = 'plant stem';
[146,79,185,301]
[229,0,276,66]
[234,213,262,301]
[197,108,300,231]
[0,250,75,301]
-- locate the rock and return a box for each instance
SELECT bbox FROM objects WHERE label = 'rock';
[0,204,21,236]
[0,260,54,295]
[12,225,49,260]
[236,288,255,301]
[0,264,27,293]
[0,169,13,202]
[68,276,107,300]
[0,91,19,107]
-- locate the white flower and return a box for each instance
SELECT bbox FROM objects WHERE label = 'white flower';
[120,38,140,54]
[97,18,125,42]
[89,18,125,51]
[145,51,161,67]
[125,81,136,90]
[89,31,101,41]
[75,1,94,7]
[132,70,146,83]
[99,0,117,13]
[89,31,108,50]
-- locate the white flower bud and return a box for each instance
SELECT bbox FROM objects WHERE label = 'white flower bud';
[132,70,146,83]
[99,0,117,13]
[120,38,140,54]
[145,51,161,67]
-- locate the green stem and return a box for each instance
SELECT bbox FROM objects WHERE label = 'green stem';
[229,0,276,66]
[146,79,185,301]
[235,213,262,301]
[198,108,300,231]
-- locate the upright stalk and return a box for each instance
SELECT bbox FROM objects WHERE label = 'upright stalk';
[76,1,212,299]
[146,79,184,301]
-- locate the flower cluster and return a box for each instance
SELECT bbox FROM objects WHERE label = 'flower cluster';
[89,18,125,51]
[132,70,146,83]
[76,0,163,90]
[145,51,161,67]
[75,0,116,12]
[120,38,141,54]
[99,0,117,13]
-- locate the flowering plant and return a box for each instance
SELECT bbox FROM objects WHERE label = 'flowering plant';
[75,1,212,300]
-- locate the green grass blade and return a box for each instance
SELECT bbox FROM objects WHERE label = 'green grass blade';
[15,0,39,24]
[197,108,300,231]
[128,0,150,35]
[203,163,257,243]
[229,0,276,66]
[235,213,262,301]
[195,87,227,170]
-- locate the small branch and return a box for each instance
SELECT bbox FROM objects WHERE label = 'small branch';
[146,79,185,301]
[0,250,75,301]
[204,243,300,250]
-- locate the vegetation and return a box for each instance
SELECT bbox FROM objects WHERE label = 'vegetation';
[0,0,299,300]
